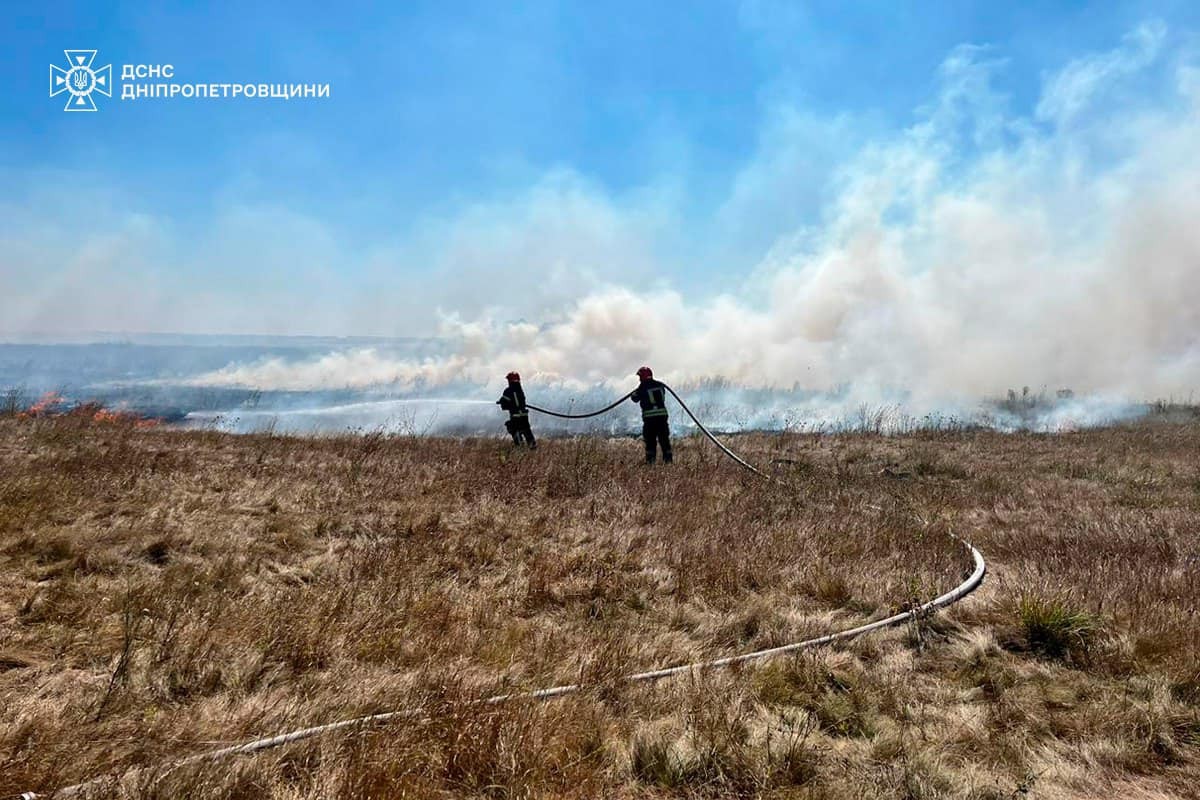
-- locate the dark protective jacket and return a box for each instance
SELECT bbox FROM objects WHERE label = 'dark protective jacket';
[630,378,669,419]
[497,382,529,419]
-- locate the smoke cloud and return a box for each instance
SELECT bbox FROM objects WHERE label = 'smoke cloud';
[191,24,1200,410]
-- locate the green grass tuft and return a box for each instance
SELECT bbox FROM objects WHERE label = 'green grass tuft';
[1017,594,1097,661]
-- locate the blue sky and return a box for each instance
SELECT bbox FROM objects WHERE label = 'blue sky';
[2,1,1199,343]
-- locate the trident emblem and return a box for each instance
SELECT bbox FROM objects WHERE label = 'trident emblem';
[50,50,112,111]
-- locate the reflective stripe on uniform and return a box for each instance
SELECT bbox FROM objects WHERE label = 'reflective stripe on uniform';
[641,387,667,418]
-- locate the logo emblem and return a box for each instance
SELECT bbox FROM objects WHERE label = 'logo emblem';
[49,50,112,111]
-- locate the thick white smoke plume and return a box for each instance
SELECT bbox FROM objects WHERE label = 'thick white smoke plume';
[192,25,1200,412]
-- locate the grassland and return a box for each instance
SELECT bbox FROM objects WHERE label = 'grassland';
[1,411,1199,798]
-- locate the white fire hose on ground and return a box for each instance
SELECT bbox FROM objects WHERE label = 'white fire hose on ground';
[15,385,986,799]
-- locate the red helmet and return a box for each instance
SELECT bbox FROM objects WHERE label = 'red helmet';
[636,366,653,379]
[505,371,521,382]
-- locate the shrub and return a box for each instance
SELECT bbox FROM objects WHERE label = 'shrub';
[2,386,25,417]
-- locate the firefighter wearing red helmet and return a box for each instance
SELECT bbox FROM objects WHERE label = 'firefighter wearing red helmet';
[497,371,536,448]
[630,366,672,464]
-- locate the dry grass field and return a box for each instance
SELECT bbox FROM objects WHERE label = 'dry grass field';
[1,410,1199,798]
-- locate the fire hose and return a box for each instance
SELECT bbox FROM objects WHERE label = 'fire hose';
[529,385,768,477]
[525,395,629,419]
[16,386,986,799]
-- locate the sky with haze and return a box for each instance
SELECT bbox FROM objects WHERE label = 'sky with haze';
[2,2,1199,399]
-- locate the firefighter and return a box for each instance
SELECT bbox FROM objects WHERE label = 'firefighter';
[497,371,536,448]
[630,366,672,464]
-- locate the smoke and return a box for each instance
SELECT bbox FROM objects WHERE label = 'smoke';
[6,23,1195,433]
[188,23,1200,414]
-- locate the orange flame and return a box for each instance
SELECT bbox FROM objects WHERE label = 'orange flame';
[90,407,160,427]
[16,393,161,427]
[18,392,65,418]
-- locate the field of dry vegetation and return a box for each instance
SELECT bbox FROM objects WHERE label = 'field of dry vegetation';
[1,410,1199,799]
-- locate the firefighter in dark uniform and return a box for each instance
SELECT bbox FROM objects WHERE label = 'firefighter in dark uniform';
[630,366,672,464]
[497,371,536,448]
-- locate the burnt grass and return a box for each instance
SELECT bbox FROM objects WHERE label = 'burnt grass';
[1,414,1198,798]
